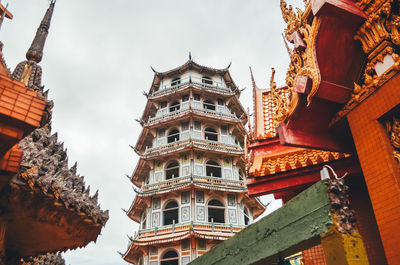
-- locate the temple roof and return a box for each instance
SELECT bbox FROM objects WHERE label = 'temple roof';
[249,144,350,177]
[152,58,231,77]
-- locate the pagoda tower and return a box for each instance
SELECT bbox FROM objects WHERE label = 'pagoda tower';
[122,58,265,265]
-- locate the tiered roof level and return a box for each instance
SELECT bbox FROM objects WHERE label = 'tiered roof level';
[122,59,265,265]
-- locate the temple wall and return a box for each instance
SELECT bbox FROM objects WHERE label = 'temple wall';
[347,73,400,265]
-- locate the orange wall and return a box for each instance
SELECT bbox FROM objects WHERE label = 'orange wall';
[347,73,400,265]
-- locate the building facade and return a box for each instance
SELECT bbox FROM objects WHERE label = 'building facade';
[122,59,264,265]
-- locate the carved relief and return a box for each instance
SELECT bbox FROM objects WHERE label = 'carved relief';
[333,0,400,123]
[385,116,400,164]
[273,1,321,127]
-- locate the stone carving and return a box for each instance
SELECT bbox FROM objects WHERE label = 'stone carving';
[21,252,65,265]
[327,179,357,233]
[16,125,109,225]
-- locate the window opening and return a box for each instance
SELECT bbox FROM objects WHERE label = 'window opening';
[217,99,224,106]
[182,94,189,102]
[194,94,201,101]
[166,161,179,180]
[203,100,216,111]
[163,201,179,225]
[244,207,250,225]
[171,77,181,87]
[202,76,213,85]
[182,121,189,131]
[141,212,147,230]
[239,170,244,181]
[208,199,225,223]
[205,127,218,141]
[194,121,202,131]
[206,161,221,178]
[160,101,167,109]
[158,128,166,137]
[167,129,180,143]
[161,250,179,265]
[169,101,180,112]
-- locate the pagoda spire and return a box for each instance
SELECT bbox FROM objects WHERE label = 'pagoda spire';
[26,0,55,63]
[12,1,55,93]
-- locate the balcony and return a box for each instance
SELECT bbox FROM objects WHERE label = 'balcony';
[141,175,246,194]
[136,221,246,238]
[141,137,244,158]
[146,100,240,126]
[150,76,234,99]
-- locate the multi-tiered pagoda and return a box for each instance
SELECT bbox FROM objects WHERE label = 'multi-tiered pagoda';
[122,58,264,265]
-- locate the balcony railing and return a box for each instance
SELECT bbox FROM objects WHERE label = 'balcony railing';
[151,76,233,98]
[147,100,238,126]
[136,221,246,238]
[142,175,245,192]
[142,137,243,158]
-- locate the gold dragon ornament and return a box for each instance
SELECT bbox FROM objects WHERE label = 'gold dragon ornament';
[271,0,321,128]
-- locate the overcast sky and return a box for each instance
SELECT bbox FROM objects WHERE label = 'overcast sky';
[2,0,304,264]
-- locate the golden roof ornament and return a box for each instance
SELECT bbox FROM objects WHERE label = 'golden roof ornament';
[280,0,303,39]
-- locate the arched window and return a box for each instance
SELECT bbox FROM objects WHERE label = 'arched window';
[163,201,179,225]
[203,100,216,111]
[169,101,180,112]
[161,250,179,265]
[244,207,250,225]
[171,77,181,87]
[165,161,179,180]
[206,161,221,178]
[208,199,225,223]
[202,76,213,85]
[167,129,180,143]
[205,127,218,141]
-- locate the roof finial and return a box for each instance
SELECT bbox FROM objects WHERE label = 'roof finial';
[189,51,192,60]
[26,0,56,63]
[249,66,257,89]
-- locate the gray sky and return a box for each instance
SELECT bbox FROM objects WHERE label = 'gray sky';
[2,0,303,264]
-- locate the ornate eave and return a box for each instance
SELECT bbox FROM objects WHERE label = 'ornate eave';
[127,194,149,223]
[122,224,243,263]
[272,0,367,152]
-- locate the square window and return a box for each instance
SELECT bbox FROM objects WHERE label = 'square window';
[194,121,202,131]
[182,122,189,131]
[197,239,206,250]
[194,94,201,101]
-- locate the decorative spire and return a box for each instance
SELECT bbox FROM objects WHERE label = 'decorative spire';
[249,66,257,89]
[189,51,192,60]
[26,0,55,63]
